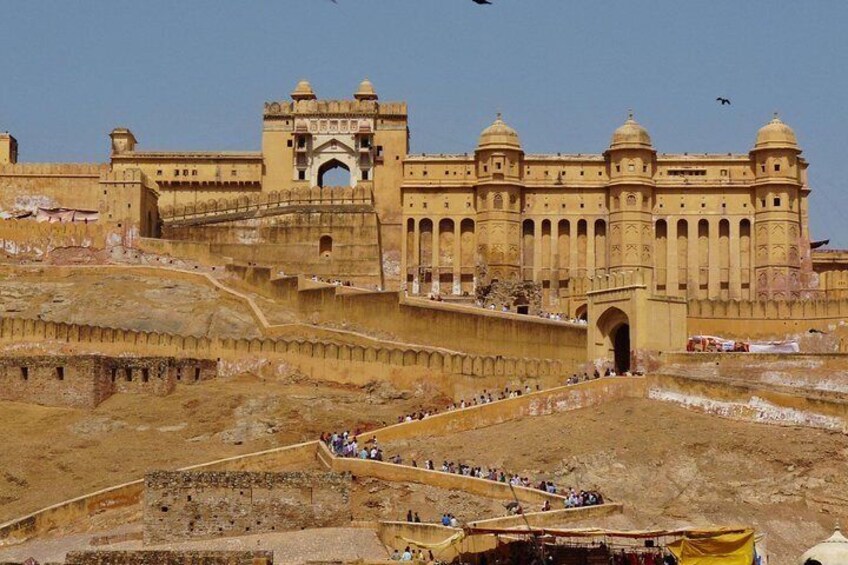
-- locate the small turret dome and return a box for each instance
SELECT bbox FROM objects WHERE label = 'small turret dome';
[291,79,317,101]
[610,111,652,150]
[799,526,848,565]
[354,79,378,101]
[754,113,799,150]
[477,114,522,150]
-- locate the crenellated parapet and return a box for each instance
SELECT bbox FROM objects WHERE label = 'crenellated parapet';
[160,184,374,221]
[586,269,650,293]
[687,296,848,320]
[0,162,107,177]
[264,99,407,119]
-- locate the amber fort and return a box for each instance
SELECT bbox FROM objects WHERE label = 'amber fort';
[0,80,847,565]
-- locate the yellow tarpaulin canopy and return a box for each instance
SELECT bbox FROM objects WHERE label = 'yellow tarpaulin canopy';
[401,525,756,563]
[665,530,755,565]
[465,525,751,540]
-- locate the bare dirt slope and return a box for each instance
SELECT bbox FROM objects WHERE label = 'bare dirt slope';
[351,477,505,524]
[382,398,848,565]
[0,270,261,338]
[0,373,447,522]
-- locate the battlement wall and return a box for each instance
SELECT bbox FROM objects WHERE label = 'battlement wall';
[143,471,350,544]
[264,99,406,117]
[0,163,106,177]
[586,269,650,293]
[0,316,577,382]
[160,185,374,222]
[687,298,848,337]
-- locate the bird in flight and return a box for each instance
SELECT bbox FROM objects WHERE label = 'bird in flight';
[472,0,494,4]
[716,97,731,106]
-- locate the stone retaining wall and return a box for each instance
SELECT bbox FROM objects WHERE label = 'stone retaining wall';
[143,471,351,544]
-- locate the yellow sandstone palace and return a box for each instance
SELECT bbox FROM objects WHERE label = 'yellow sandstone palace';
[2,79,848,365]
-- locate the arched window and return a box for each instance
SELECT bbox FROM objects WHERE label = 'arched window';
[319,235,333,258]
[317,159,351,187]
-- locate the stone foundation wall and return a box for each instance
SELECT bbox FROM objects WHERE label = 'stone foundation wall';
[143,471,351,544]
[65,551,273,565]
[0,355,217,408]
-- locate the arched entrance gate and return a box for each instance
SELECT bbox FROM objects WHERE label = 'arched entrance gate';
[595,306,631,373]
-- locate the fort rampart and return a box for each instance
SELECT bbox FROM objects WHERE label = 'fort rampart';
[143,471,351,544]
[0,316,578,382]
[228,264,587,362]
[159,185,374,223]
[687,298,848,338]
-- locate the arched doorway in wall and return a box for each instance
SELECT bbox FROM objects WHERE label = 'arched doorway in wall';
[595,306,631,373]
[612,323,631,373]
[317,159,352,187]
[575,304,588,321]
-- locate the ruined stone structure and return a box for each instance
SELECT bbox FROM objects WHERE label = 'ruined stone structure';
[0,354,216,408]
[144,471,351,544]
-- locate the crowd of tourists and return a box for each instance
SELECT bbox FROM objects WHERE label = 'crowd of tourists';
[390,547,435,562]
[324,376,617,459]
[415,459,603,509]
[391,385,540,425]
[322,431,386,460]
[536,311,588,325]
[321,431,603,510]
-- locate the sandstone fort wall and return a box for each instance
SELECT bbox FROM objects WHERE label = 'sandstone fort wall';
[0,163,106,213]
[318,442,566,507]
[229,265,587,362]
[364,377,645,444]
[143,471,351,544]
[0,316,578,382]
[158,185,374,222]
[687,298,848,337]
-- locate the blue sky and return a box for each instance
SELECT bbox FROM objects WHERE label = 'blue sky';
[1,1,846,244]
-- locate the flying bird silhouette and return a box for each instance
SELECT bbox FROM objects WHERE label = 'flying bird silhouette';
[716,97,731,106]
[472,0,493,4]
